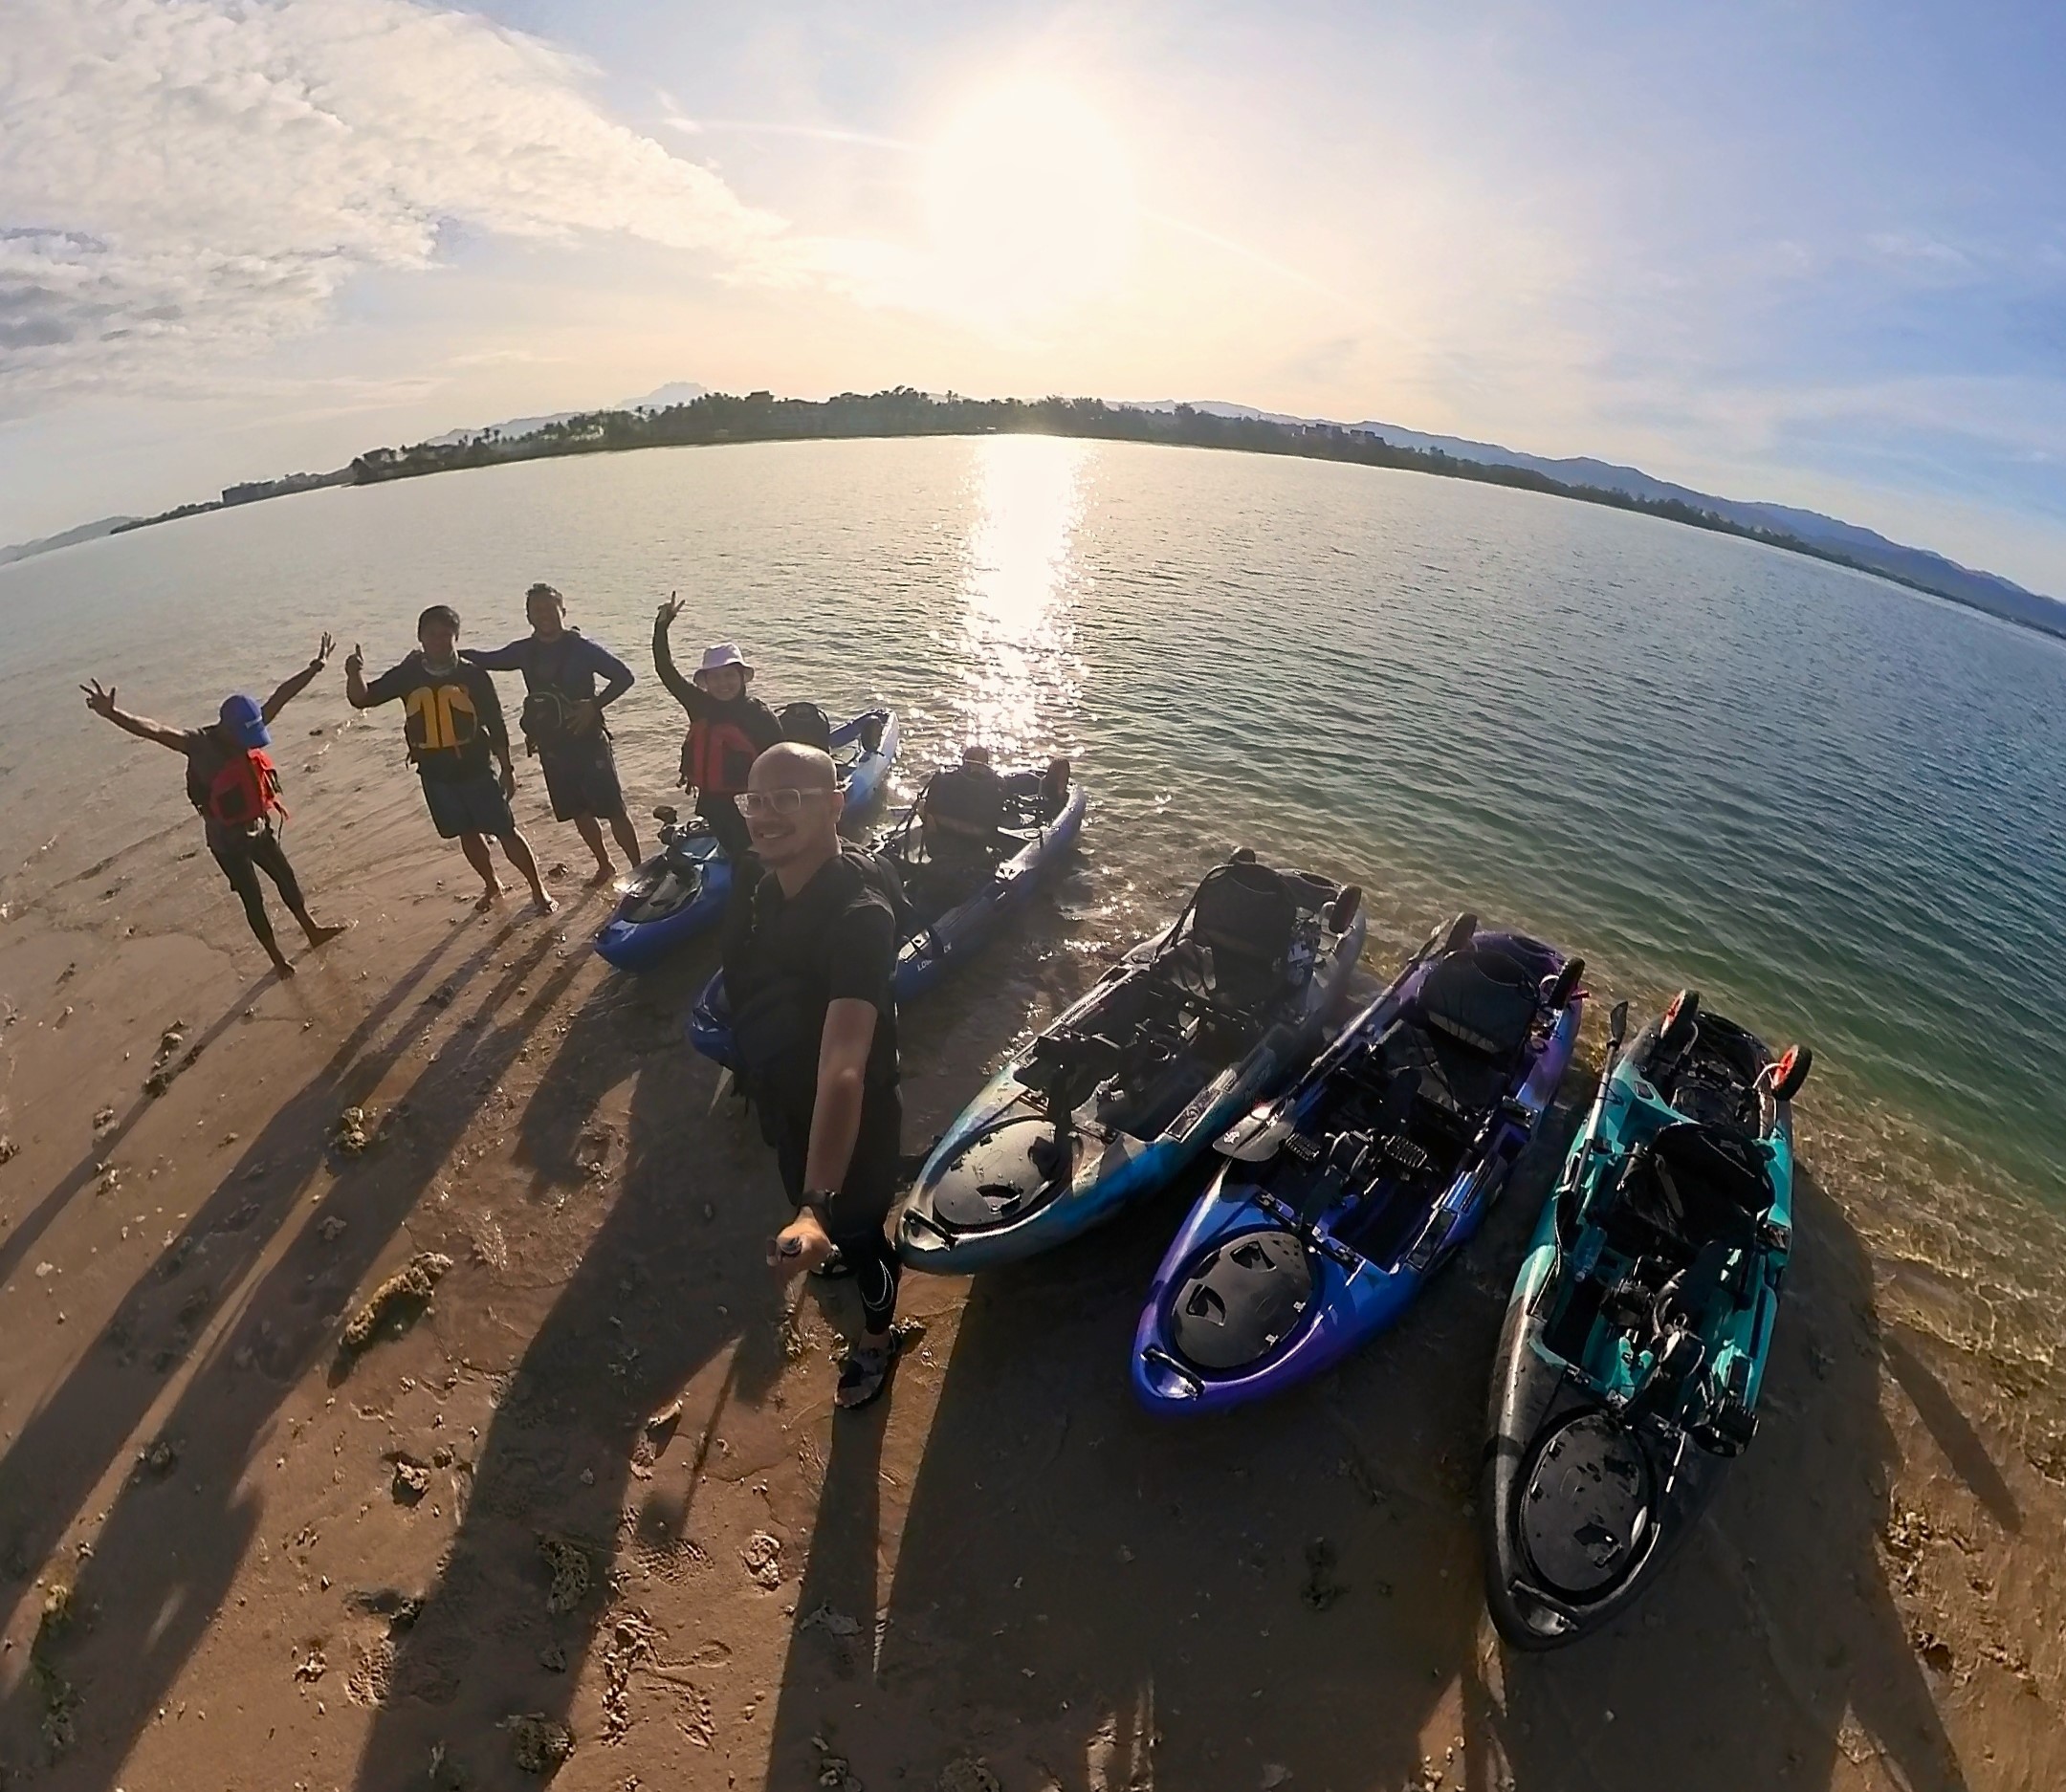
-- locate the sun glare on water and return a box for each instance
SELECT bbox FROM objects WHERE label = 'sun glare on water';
[925,80,1139,327]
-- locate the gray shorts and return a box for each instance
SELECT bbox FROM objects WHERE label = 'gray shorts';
[422,770,515,840]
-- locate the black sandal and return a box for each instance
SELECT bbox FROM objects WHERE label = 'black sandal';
[835,1338,896,1410]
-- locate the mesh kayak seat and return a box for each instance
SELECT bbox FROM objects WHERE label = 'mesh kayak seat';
[1184,861,1300,1013]
[778,702,832,751]
[1416,949,1540,1058]
[1378,949,1539,1133]
[1601,1123,1771,1262]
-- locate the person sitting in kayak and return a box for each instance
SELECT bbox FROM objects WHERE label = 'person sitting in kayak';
[923,745,1072,859]
[652,593,783,859]
[80,638,350,978]
[465,582,642,883]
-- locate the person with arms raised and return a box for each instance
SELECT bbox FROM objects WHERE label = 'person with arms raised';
[652,592,783,859]
[724,742,908,1410]
[81,636,349,978]
[465,581,643,882]
[344,605,555,914]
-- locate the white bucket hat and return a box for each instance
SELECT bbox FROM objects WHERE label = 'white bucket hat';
[694,642,754,684]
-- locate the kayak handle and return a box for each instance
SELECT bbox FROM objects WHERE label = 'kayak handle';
[902,1207,953,1245]
[1140,1346,1203,1395]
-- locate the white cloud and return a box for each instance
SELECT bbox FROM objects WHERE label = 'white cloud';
[0,0,789,407]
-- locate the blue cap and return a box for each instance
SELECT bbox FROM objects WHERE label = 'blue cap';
[218,693,270,749]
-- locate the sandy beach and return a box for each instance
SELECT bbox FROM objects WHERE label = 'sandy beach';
[0,685,2058,1792]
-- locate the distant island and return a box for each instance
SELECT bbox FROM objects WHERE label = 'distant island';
[11,387,2063,644]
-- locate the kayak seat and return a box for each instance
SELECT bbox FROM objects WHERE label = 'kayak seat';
[1369,949,1538,1142]
[1168,861,1300,1015]
[1379,1022,1505,1146]
[1413,949,1540,1060]
[778,701,833,751]
[1600,1123,1770,1262]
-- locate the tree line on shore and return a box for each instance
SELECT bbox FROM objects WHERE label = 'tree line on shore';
[99,387,2063,641]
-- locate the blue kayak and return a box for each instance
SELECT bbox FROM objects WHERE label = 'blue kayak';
[1482,992,1811,1648]
[895,854,1368,1276]
[1132,915,1583,1414]
[593,708,898,972]
[686,764,1088,1066]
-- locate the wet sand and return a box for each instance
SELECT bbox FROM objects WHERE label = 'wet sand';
[1,755,2062,1792]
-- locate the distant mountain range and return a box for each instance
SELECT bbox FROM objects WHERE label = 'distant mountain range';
[1149,401,2063,638]
[421,382,709,448]
[1148,403,2066,640]
[0,514,137,566]
[4,381,2058,647]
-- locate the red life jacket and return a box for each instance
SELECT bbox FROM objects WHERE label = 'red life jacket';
[208,748,289,828]
[684,716,762,797]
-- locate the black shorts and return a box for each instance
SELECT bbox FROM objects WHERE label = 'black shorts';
[422,771,516,840]
[538,737,626,822]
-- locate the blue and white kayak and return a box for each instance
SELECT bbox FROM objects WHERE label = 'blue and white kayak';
[593,708,898,972]
[1132,916,1583,1414]
[686,765,1088,1064]
[895,854,1367,1276]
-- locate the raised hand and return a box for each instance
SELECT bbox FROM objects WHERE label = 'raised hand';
[80,679,118,718]
[343,643,363,676]
[314,631,336,667]
[657,591,685,625]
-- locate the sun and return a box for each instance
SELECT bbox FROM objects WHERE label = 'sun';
[925,80,1139,328]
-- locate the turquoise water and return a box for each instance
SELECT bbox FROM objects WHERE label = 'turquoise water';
[2,432,2061,1292]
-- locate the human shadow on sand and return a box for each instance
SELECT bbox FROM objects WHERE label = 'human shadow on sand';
[766,1051,1975,1792]
[0,919,572,1781]
[1483,1165,1972,1792]
[759,995,1591,1792]
[0,964,279,1295]
[1881,1324,2020,1534]
[346,948,791,1790]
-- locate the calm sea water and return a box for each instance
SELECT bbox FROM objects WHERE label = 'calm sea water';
[3,433,2062,1347]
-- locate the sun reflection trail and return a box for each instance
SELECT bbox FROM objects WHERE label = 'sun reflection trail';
[946,434,1089,766]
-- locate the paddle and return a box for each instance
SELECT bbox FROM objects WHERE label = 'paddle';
[1554,998,1630,1253]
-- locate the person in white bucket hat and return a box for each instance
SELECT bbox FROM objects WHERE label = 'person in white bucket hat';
[652,596,783,857]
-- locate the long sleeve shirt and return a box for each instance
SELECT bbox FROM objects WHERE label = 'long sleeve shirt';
[651,614,783,751]
[464,630,635,707]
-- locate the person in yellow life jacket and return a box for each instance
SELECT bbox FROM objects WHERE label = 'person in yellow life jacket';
[344,604,555,914]
[80,637,350,979]
[652,593,783,858]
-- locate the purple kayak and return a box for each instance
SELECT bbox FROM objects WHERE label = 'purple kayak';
[1132,913,1583,1415]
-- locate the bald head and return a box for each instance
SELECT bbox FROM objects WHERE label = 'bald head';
[744,741,844,885]
[750,741,837,793]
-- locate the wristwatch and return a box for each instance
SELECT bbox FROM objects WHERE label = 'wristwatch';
[801,1189,838,1220]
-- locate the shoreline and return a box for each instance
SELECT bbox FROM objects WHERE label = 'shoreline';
[14,398,2061,650]
[0,758,2060,1788]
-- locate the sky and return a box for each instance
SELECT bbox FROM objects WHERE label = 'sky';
[3,0,2063,591]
